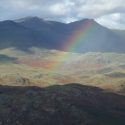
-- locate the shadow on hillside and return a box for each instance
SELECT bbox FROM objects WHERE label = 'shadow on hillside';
[0,83,125,125]
[0,54,17,63]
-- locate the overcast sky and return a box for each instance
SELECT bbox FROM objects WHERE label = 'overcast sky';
[0,0,125,29]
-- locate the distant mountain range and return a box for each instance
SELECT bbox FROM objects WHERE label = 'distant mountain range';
[0,16,125,53]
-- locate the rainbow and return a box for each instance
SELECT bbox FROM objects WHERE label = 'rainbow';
[62,20,95,52]
[48,20,96,71]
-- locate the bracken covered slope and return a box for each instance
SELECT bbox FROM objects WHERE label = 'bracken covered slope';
[0,83,125,125]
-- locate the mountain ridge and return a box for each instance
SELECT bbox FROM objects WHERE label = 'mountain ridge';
[0,16,125,53]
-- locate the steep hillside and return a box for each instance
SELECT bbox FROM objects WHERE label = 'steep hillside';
[112,29,125,39]
[0,20,53,50]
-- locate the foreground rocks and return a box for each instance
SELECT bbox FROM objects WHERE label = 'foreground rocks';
[0,83,125,125]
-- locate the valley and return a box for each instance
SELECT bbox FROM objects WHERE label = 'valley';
[0,16,125,124]
[0,47,125,95]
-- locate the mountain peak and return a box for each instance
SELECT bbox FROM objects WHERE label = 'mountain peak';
[15,16,44,23]
[68,18,96,26]
[79,18,95,22]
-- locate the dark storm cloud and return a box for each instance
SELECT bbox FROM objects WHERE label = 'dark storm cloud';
[0,0,125,29]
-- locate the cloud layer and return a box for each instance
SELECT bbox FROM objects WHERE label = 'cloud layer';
[0,0,125,29]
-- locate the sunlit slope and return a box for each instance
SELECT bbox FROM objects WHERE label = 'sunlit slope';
[0,48,125,94]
